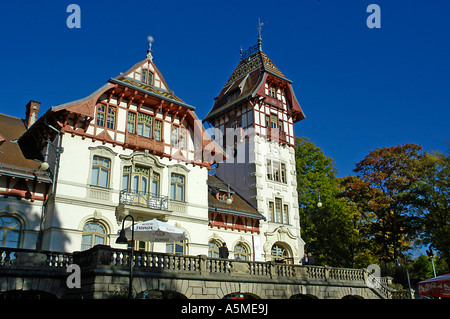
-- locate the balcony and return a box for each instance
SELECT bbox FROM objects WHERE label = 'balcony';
[124,134,164,155]
[266,128,287,144]
[116,190,171,221]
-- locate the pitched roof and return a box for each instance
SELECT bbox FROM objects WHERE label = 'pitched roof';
[0,113,51,182]
[203,46,305,123]
[208,175,265,220]
[112,57,195,110]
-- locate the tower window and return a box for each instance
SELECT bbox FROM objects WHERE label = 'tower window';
[267,159,287,184]
[269,87,276,98]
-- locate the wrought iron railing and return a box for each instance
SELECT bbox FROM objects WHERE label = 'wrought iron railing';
[119,190,169,211]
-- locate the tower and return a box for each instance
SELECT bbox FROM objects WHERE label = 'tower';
[203,30,306,263]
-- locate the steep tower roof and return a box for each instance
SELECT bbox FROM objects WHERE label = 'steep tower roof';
[203,43,305,124]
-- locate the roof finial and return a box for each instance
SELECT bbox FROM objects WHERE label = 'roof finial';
[147,35,154,60]
[257,18,265,50]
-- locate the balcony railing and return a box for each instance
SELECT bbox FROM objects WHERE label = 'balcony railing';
[119,190,169,211]
[266,128,287,144]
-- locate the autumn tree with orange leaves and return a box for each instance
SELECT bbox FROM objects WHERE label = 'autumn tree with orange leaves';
[340,144,430,263]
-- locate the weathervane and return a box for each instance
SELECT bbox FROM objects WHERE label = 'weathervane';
[257,18,266,50]
[147,35,154,61]
[239,19,268,61]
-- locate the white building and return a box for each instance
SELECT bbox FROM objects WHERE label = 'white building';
[0,39,306,263]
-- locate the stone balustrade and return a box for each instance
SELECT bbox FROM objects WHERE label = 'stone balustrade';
[0,246,410,299]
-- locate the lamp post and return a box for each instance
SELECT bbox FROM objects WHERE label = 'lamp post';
[116,214,135,299]
[395,253,413,299]
[37,118,64,251]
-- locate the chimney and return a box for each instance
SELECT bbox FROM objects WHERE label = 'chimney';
[25,100,41,128]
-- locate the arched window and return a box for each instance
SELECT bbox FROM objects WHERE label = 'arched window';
[0,216,21,248]
[234,244,249,260]
[271,243,290,263]
[81,222,106,251]
[208,240,220,258]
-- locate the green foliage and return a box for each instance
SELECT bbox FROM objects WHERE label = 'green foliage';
[295,137,450,273]
[413,152,450,270]
[295,137,374,268]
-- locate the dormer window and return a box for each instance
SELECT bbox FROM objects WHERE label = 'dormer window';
[227,89,240,102]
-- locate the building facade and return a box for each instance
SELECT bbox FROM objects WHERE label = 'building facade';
[0,39,306,263]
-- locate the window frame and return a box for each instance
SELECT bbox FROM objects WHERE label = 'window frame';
[91,155,111,188]
[0,216,21,248]
[266,159,287,184]
[170,173,185,202]
[96,103,116,129]
[81,221,107,251]
[268,198,288,224]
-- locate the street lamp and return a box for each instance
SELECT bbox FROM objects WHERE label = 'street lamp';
[116,214,135,299]
[395,253,413,299]
[298,188,322,208]
[426,245,437,278]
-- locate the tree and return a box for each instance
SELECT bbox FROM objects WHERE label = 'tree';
[295,137,369,267]
[414,152,450,271]
[340,144,428,263]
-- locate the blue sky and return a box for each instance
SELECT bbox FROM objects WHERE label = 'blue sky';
[0,0,449,177]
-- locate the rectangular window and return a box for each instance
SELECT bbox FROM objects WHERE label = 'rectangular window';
[170,173,185,201]
[142,70,148,83]
[171,126,179,147]
[265,115,270,128]
[281,163,286,183]
[180,128,187,148]
[267,159,287,184]
[154,119,162,141]
[107,107,116,129]
[275,198,282,223]
[269,201,274,222]
[267,159,272,180]
[127,113,136,134]
[273,161,280,182]
[122,166,131,190]
[270,114,278,128]
[269,87,276,98]
[91,156,110,188]
[151,172,160,196]
[97,104,105,127]
[283,204,289,224]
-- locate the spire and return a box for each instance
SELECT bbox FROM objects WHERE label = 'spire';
[257,18,264,51]
[146,35,154,61]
